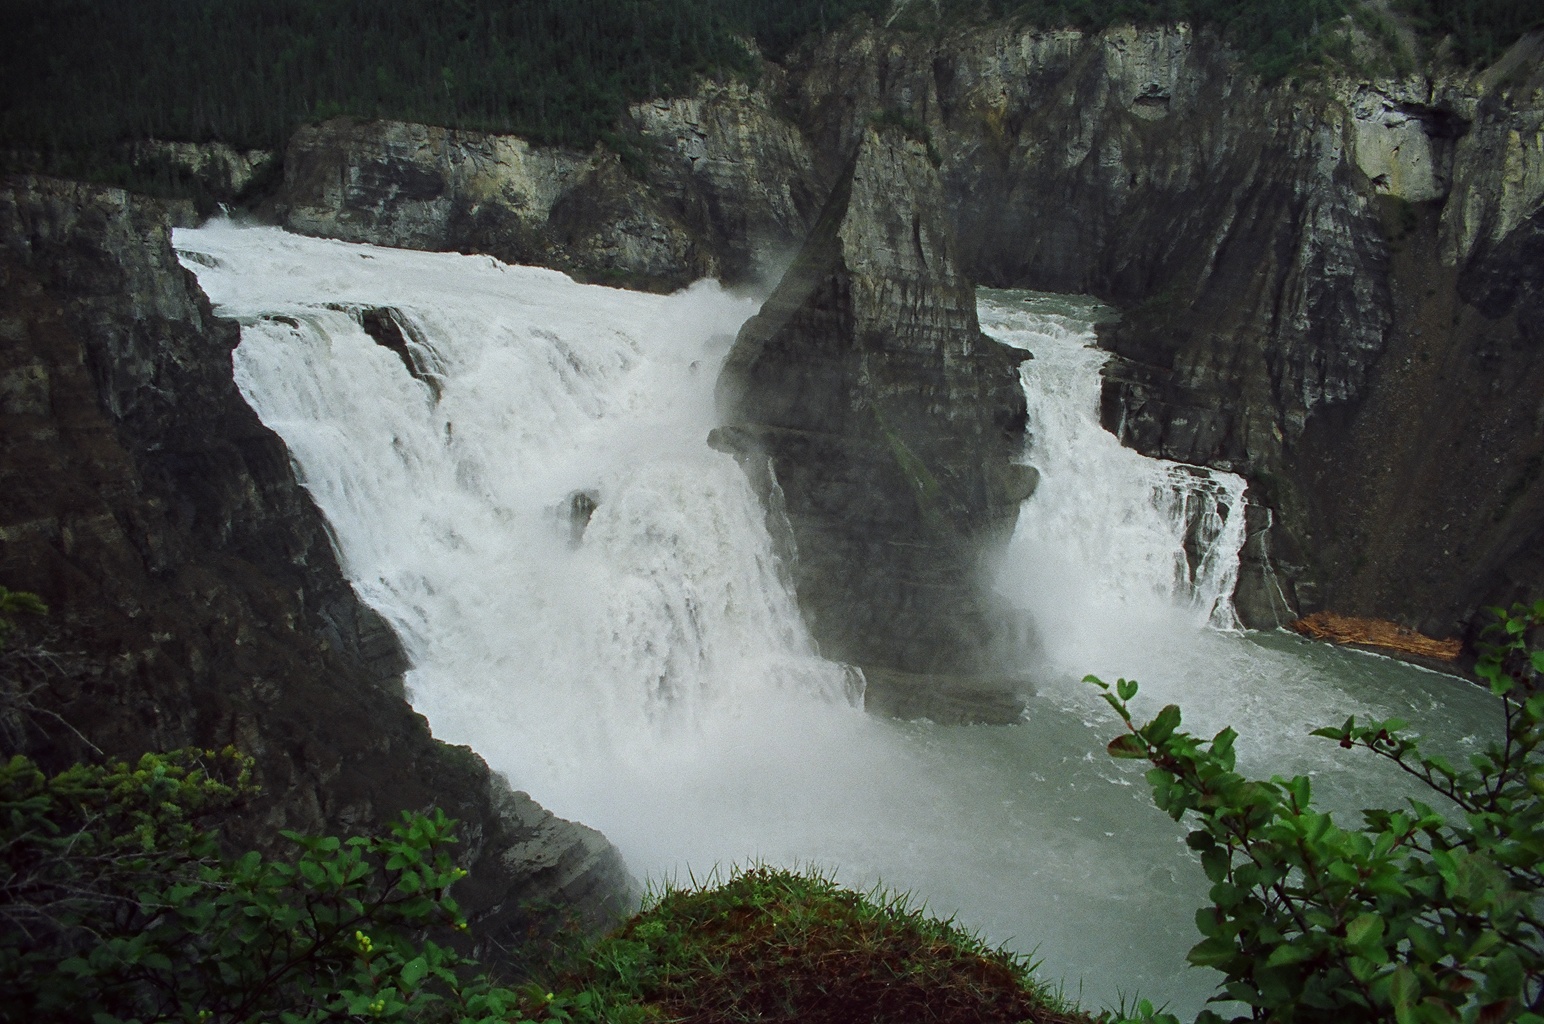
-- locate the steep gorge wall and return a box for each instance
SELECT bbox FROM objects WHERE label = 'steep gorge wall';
[766,21,1544,640]
[885,25,1544,640]
[270,23,1544,645]
[0,175,631,958]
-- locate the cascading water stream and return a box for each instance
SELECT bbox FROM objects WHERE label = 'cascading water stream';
[981,289,1248,647]
[177,223,1500,1017]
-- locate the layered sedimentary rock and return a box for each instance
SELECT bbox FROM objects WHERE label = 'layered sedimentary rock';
[782,25,1386,627]
[0,175,632,957]
[628,74,827,285]
[1070,34,1544,638]
[278,91,824,290]
[125,139,280,210]
[714,128,1031,708]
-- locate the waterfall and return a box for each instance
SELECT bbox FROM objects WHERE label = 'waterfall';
[180,223,857,778]
[177,228,1253,751]
[175,223,1492,1019]
[980,289,1248,674]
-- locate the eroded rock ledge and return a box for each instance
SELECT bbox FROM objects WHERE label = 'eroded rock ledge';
[0,175,632,960]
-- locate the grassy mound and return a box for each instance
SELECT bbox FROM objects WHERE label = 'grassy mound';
[557,865,1097,1024]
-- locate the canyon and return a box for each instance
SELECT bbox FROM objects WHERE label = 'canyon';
[269,21,1544,643]
[3,15,1542,972]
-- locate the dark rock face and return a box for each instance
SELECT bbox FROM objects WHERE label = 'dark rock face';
[715,129,1030,688]
[0,175,631,959]
[355,306,445,399]
[124,140,281,214]
[1075,42,1544,638]
[1277,193,1544,641]
[784,24,1392,628]
[278,103,823,291]
[785,23,1544,639]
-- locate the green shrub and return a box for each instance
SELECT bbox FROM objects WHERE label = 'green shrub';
[1090,603,1544,1023]
[0,746,548,1023]
[0,587,45,645]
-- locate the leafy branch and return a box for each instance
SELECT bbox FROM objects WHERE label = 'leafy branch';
[1091,602,1544,1024]
[0,747,565,1023]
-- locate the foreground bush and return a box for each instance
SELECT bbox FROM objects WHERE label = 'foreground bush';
[0,585,1094,1022]
[1093,604,1544,1024]
[0,733,1091,1022]
[0,757,1092,1024]
[0,746,548,1023]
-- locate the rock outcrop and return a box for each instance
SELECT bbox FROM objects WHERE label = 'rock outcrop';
[627,74,827,285]
[0,175,632,959]
[714,128,1031,714]
[278,90,825,290]
[782,26,1396,626]
[125,139,280,211]
[279,119,620,275]
[1070,33,1544,639]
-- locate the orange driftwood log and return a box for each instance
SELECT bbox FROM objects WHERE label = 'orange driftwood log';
[1290,612,1462,661]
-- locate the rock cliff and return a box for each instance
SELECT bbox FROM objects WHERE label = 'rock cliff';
[0,175,632,959]
[278,88,825,290]
[125,139,280,214]
[1028,31,1544,639]
[784,21,1544,640]
[714,128,1031,716]
[267,22,1544,645]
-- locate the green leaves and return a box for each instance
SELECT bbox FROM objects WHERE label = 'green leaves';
[400,955,428,989]
[1147,704,1183,745]
[0,586,46,648]
[1092,602,1544,1024]
[0,750,545,1024]
[1186,936,1239,969]
[1345,912,1386,959]
[1264,941,1314,968]
[1107,734,1149,759]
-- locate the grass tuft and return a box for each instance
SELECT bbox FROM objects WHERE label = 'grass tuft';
[553,864,1098,1024]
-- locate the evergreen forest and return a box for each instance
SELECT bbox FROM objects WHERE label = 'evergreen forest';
[1,0,1538,198]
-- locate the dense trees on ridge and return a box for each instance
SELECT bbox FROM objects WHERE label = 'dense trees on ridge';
[1,0,758,158]
[0,0,1537,188]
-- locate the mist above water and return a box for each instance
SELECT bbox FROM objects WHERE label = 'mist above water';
[178,223,1500,1017]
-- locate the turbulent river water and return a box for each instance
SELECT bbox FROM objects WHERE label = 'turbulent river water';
[178,222,1503,1016]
